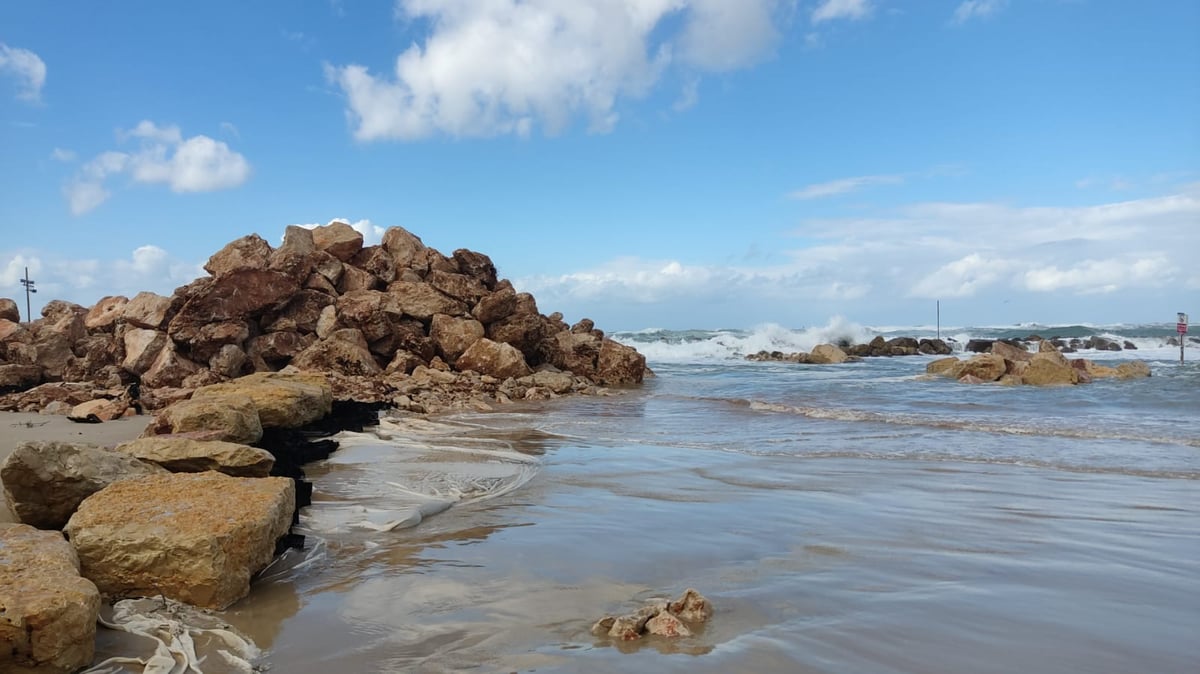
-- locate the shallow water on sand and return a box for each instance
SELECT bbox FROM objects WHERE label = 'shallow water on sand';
[95,354,1200,673]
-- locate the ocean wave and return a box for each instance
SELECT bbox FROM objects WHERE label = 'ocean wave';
[612,319,1196,364]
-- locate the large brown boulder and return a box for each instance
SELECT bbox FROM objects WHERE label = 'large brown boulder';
[289,336,383,377]
[430,314,485,363]
[264,289,334,334]
[549,331,602,378]
[140,342,202,389]
[349,245,397,285]
[65,472,295,610]
[0,523,101,674]
[456,338,532,379]
[31,332,74,382]
[143,393,263,444]
[0,297,19,322]
[0,317,27,342]
[387,281,469,320]
[472,284,518,324]
[190,372,332,429]
[83,295,128,332]
[595,339,647,385]
[452,249,499,289]
[926,357,961,376]
[168,269,299,345]
[311,221,364,262]
[268,225,318,280]
[1,441,167,530]
[121,291,173,330]
[381,226,428,270]
[426,270,488,305]
[0,364,42,390]
[204,233,272,276]
[116,437,275,478]
[246,331,314,369]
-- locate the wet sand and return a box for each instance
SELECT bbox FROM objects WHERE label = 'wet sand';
[0,411,150,522]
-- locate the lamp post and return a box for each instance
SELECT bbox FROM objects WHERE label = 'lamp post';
[19,267,36,323]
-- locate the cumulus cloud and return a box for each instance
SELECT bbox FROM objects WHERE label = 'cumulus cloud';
[65,121,251,215]
[0,42,46,102]
[327,0,782,141]
[811,0,872,24]
[789,173,905,200]
[952,0,1007,25]
[291,218,388,246]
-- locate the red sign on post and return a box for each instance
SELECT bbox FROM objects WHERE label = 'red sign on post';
[1180,323,1189,334]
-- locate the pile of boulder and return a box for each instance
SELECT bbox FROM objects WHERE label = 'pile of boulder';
[747,337,953,364]
[0,222,647,416]
[1,371,333,673]
[927,340,1151,386]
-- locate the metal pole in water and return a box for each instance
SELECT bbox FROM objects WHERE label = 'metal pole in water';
[1178,312,1189,364]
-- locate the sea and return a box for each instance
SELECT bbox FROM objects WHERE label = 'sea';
[90,320,1199,674]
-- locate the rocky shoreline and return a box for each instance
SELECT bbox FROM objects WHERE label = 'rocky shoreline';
[0,222,651,673]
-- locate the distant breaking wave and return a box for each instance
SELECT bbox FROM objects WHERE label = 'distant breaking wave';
[612,317,1195,364]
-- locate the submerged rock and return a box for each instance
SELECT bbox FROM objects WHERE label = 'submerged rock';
[592,588,713,643]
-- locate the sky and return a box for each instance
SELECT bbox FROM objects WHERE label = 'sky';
[1,0,1197,331]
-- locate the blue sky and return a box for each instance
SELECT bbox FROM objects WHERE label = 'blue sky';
[1,0,1197,331]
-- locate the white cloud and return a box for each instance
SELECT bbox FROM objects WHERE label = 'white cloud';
[952,0,1007,25]
[0,42,46,102]
[0,244,204,317]
[50,148,76,162]
[789,173,904,200]
[65,121,251,214]
[812,0,872,24]
[518,187,1200,327]
[327,0,781,141]
[292,218,388,246]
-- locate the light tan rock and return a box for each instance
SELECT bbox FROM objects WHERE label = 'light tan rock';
[0,317,27,341]
[668,587,714,623]
[1022,357,1079,386]
[926,356,961,376]
[809,343,849,364]
[190,372,332,429]
[957,353,1007,382]
[83,295,128,332]
[68,398,127,422]
[1116,360,1151,379]
[456,338,532,379]
[121,291,173,330]
[116,437,274,477]
[519,370,575,394]
[1,441,167,530]
[0,523,101,674]
[65,472,295,610]
[143,393,264,444]
[1079,360,1120,379]
[121,327,168,376]
[312,220,364,262]
[645,610,692,637]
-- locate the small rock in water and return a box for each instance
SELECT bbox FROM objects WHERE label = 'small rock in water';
[592,588,712,643]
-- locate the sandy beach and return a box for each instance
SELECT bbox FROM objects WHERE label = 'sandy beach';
[0,411,150,523]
